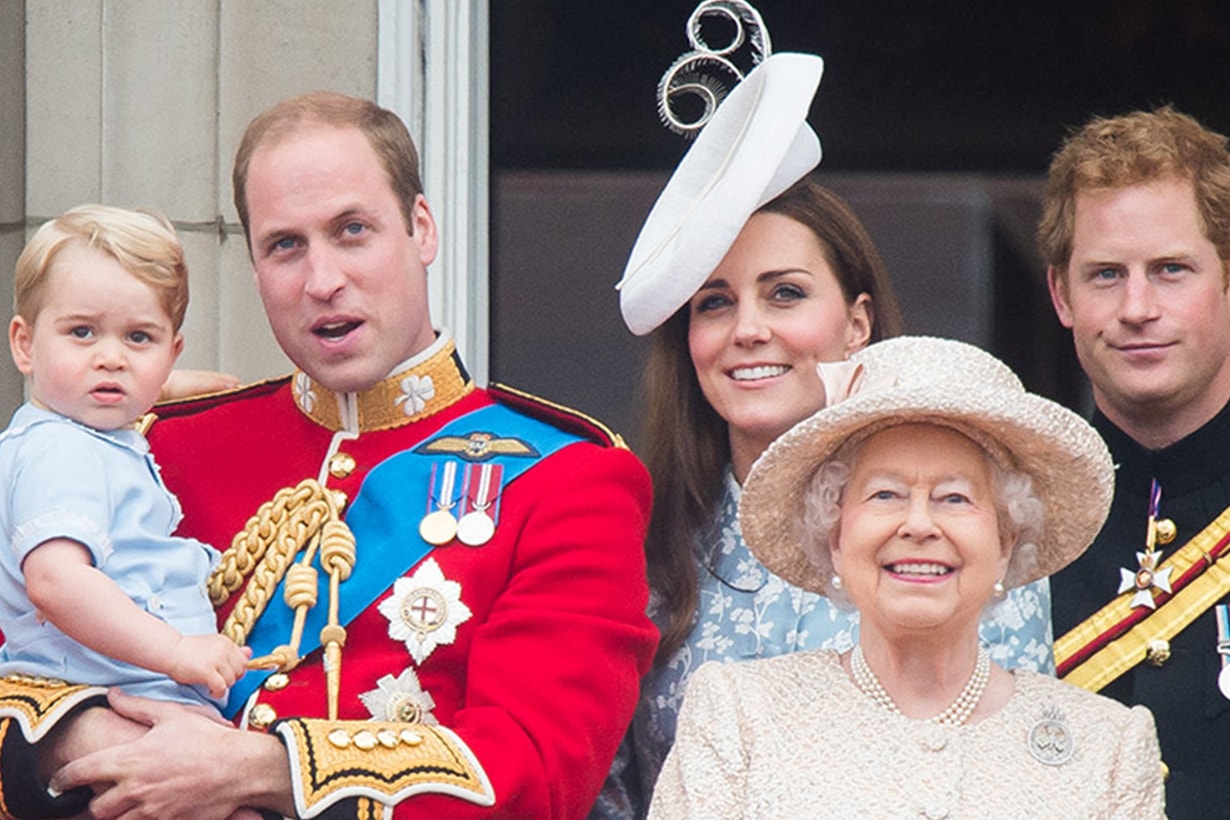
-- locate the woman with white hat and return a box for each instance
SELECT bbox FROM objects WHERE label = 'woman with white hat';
[598,50,1055,818]
[649,336,1165,818]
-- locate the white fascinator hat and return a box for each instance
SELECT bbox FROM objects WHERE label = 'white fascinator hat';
[616,51,825,335]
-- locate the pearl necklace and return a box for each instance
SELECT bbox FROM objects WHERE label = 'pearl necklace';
[849,644,990,726]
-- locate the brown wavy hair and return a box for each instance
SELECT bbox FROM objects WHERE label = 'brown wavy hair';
[1038,105,1230,274]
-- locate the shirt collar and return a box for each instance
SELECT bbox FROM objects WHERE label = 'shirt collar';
[1094,397,1230,498]
[291,333,474,433]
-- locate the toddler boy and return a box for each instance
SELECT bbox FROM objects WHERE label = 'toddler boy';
[0,204,249,709]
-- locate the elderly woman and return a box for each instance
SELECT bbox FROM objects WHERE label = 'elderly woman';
[648,336,1165,818]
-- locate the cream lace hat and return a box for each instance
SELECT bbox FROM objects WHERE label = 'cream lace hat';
[616,51,824,335]
[738,336,1114,594]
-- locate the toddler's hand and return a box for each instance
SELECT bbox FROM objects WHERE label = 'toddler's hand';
[168,634,251,698]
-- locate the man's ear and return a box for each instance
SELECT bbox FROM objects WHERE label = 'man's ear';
[1047,265,1075,329]
[409,194,439,268]
[9,316,34,376]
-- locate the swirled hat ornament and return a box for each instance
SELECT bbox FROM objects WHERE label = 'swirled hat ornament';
[657,0,772,136]
[616,1,825,335]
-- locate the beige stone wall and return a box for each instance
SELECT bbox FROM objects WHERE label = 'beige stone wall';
[0,2,26,415]
[11,0,383,416]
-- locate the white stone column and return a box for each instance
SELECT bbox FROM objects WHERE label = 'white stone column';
[379,0,490,385]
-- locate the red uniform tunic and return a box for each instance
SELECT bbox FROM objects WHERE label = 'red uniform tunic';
[0,337,656,820]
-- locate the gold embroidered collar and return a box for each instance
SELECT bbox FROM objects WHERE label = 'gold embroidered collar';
[291,336,474,433]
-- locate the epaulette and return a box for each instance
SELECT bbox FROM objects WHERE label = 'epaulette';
[136,375,292,434]
[488,383,628,450]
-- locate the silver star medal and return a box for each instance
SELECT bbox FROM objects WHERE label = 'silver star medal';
[359,667,439,724]
[1118,550,1173,610]
[1119,479,1173,610]
[378,557,473,664]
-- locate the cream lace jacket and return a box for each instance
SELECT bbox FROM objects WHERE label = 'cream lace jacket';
[649,650,1165,819]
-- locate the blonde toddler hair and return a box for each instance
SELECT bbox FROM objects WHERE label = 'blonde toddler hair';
[14,204,188,330]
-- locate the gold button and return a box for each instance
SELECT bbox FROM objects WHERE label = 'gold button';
[330,489,348,510]
[248,703,277,729]
[328,452,357,479]
[1145,638,1171,667]
[1155,518,1177,545]
[263,673,290,691]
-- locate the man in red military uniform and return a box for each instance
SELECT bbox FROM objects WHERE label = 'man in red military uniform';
[0,92,655,819]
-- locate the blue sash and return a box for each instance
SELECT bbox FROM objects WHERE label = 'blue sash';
[224,403,583,717]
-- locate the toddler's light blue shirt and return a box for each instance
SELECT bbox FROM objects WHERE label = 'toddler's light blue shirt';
[0,403,224,709]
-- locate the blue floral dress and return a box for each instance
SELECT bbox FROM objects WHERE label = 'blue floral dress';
[591,469,1055,819]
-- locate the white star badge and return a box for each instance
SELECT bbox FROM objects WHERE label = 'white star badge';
[378,558,472,664]
[359,667,438,724]
[1118,551,1173,610]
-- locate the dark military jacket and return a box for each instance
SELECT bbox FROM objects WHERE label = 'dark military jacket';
[1053,400,1230,820]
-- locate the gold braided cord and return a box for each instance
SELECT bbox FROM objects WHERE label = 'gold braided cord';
[319,520,355,718]
[207,478,357,717]
[319,520,356,581]
[1057,504,1230,691]
[210,481,321,606]
[208,480,354,650]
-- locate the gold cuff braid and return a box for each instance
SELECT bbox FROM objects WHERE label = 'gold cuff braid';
[274,717,494,817]
[0,675,107,743]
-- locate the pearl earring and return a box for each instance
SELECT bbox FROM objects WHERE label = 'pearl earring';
[993,580,1006,598]
[831,574,844,590]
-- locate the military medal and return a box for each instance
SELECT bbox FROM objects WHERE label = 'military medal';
[378,558,473,664]
[1118,479,1174,610]
[457,463,503,547]
[420,510,457,545]
[1216,605,1230,700]
[419,461,461,545]
[456,510,495,546]
[359,667,439,724]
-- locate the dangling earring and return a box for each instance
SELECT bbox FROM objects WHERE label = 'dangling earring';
[993,580,1006,599]
[831,574,844,590]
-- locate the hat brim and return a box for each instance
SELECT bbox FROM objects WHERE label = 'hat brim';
[618,52,825,335]
[739,382,1114,595]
